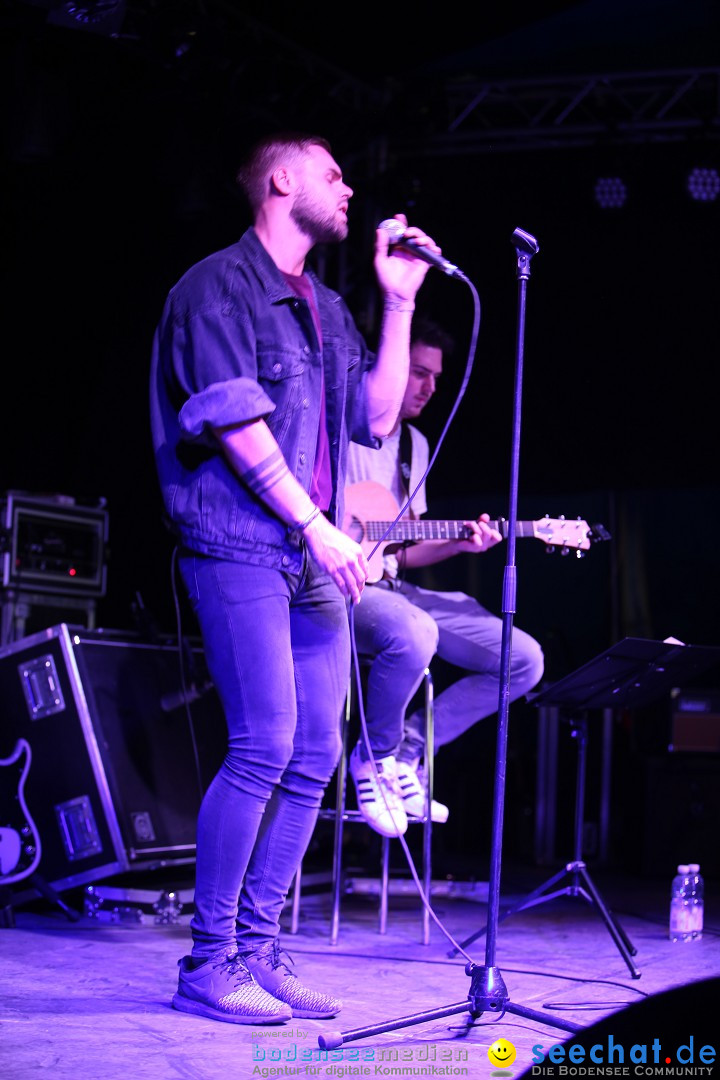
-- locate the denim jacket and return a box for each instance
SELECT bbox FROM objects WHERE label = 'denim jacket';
[150,227,378,573]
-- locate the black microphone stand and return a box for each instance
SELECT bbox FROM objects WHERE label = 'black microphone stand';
[318,229,582,1052]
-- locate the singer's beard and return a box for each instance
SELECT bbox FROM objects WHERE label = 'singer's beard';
[291,191,348,245]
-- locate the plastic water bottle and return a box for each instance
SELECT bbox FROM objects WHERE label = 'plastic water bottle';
[687,863,704,940]
[669,865,691,941]
[669,863,704,941]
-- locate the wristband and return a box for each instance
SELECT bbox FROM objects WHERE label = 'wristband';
[293,506,321,532]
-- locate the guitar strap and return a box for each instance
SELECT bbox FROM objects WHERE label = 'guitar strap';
[395,422,415,580]
[399,420,413,498]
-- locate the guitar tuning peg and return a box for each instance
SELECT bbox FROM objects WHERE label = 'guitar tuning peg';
[560,546,570,556]
[575,550,586,559]
[545,544,556,555]
[558,514,566,521]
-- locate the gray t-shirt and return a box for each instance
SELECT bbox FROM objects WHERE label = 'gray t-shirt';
[346,424,429,578]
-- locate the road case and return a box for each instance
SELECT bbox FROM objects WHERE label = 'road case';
[0,624,225,894]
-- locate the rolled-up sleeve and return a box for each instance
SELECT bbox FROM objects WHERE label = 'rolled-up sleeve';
[164,260,276,443]
[179,378,275,439]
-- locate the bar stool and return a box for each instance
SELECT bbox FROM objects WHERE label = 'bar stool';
[290,665,437,945]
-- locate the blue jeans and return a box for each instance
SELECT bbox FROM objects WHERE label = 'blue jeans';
[180,553,348,957]
[351,579,545,762]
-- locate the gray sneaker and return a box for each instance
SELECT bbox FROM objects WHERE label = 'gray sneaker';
[172,948,292,1024]
[243,939,342,1019]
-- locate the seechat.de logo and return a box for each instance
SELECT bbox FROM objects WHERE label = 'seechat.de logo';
[530,1035,716,1075]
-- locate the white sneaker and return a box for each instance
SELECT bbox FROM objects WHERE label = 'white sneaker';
[349,745,408,838]
[396,761,449,824]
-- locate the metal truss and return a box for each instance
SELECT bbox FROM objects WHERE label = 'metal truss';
[391,67,720,157]
[12,6,718,156]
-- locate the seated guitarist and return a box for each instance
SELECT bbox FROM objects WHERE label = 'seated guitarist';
[345,316,545,837]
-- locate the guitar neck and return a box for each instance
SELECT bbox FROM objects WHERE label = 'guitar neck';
[363,519,534,543]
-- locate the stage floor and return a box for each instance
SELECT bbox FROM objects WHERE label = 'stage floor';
[3,863,720,1080]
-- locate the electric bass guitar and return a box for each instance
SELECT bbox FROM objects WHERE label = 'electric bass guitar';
[0,738,42,886]
[343,481,611,584]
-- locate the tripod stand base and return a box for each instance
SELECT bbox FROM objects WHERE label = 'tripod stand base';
[466,964,580,1032]
[454,862,640,979]
[0,872,81,925]
[317,964,581,1050]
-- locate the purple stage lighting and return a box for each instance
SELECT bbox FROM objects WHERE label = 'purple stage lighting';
[686,167,720,202]
[593,177,627,209]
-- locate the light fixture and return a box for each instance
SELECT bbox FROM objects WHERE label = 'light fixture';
[593,177,627,209]
[686,167,720,202]
[47,1,127,36]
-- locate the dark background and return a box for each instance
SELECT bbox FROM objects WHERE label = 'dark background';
[2,0,720,877]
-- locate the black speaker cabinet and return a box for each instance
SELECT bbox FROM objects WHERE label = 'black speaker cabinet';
[0,624,226,893]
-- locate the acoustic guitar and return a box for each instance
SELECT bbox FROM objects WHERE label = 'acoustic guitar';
[343,481,610,584]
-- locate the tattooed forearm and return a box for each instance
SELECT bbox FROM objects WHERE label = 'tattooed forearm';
[240,448,292,496]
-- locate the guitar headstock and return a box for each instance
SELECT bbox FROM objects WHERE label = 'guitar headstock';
[532,517,612,557]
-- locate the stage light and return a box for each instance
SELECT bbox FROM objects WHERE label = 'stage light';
[593,177,627,209]
[47,1,127,36]
[686,167,720,202]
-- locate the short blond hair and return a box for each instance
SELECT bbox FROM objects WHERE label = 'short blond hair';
[236,132,332,216]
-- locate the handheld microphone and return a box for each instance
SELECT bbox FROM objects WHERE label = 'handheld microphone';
[378,219,464,279]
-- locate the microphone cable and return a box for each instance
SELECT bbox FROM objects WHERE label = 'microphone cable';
[347,271,483,964]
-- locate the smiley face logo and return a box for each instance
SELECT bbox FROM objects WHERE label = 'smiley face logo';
[488,1038,517,1070]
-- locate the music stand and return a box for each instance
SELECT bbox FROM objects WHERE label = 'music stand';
[454,637,720,979]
